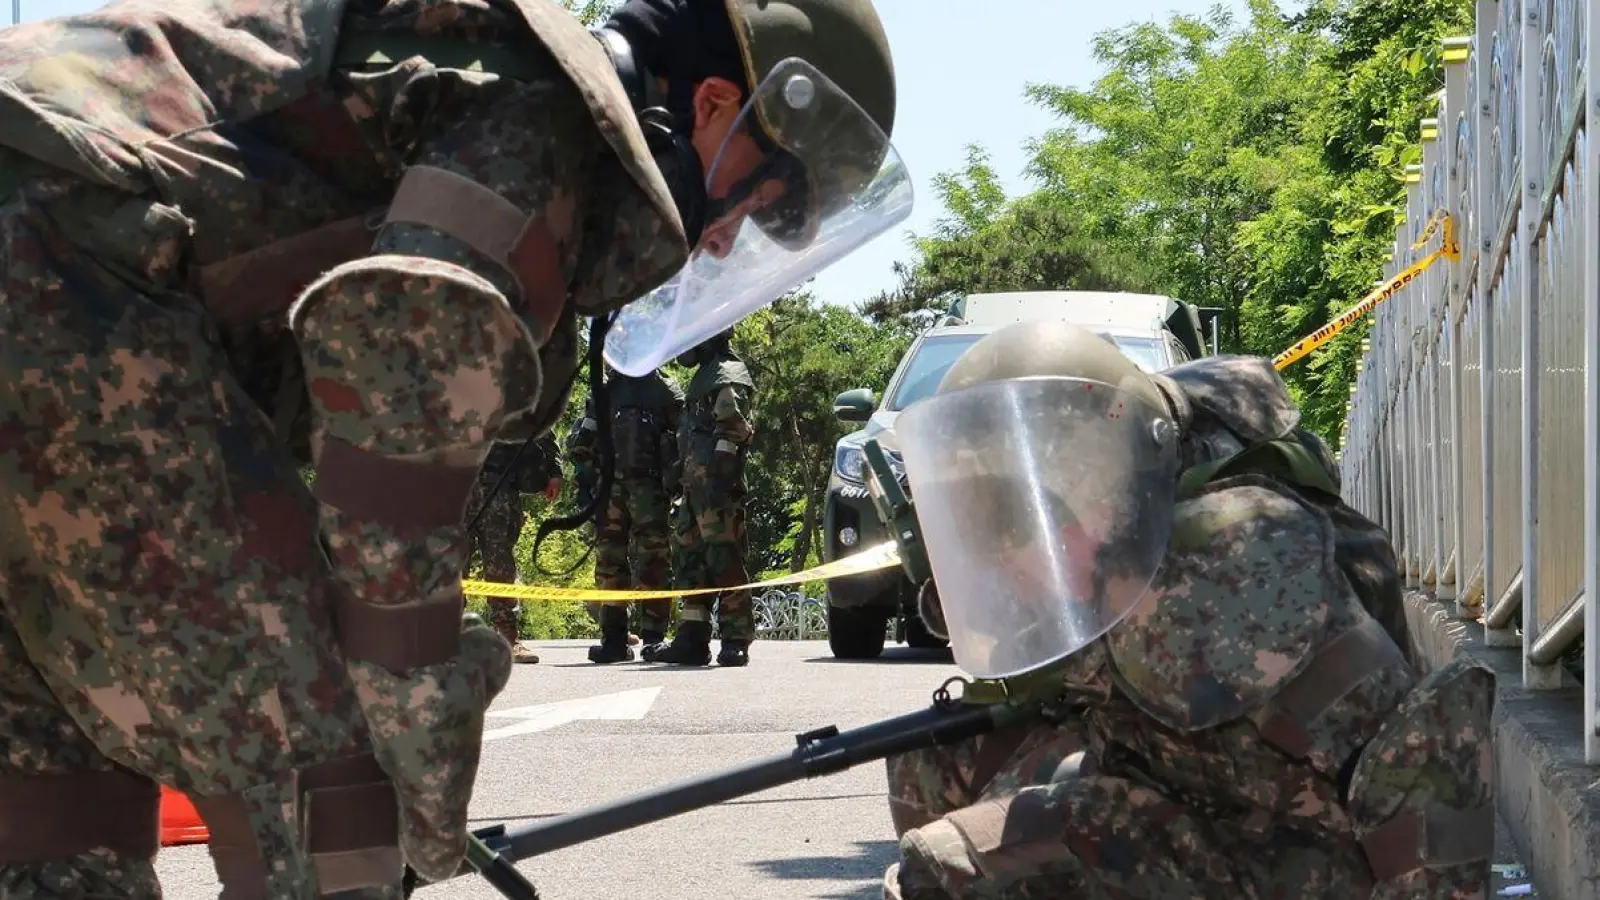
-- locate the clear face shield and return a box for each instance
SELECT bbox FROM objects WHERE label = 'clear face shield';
[895,376,1182,679]
[604,57,914,376]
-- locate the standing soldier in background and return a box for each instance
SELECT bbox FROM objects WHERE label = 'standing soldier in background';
[568,366,686,663]
[644,330,758,667]
[468,427,565,665]
[0,0,908,892]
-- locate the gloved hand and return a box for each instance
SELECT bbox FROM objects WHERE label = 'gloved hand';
[345,625,512,883]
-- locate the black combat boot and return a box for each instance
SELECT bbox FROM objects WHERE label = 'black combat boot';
[587,607,635,664]
[647,620,712,666]
[716,639,749,667]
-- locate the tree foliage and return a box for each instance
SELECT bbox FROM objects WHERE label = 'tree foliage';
[733,291,907,584]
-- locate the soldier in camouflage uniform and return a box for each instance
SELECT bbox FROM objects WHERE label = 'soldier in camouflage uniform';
[0,0,907,894]
[880,322,1494,900]
[568,366,685,662]
[643,329,758,667]
[467,432,565,665]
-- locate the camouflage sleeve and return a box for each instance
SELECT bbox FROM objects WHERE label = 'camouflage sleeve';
[711,384,755,452]
[287,45,608,881]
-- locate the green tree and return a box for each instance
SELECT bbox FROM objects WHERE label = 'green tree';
[734,291,906,586]
[861,147,1159,331]
[558,0,618,26]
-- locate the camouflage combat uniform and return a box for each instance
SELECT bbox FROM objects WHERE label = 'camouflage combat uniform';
[0,0,688,896]
[567,370,685,648]
[646,340,758,666]
[883,357,1494,900]
[467,434,563,664]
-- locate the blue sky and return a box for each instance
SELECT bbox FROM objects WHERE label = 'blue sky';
[18,0,1248,308]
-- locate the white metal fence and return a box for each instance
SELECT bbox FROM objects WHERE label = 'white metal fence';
[751,589,829,641]
[1339,0,1600,760]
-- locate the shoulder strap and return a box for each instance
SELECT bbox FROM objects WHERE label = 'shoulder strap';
[1178,438,1340,501]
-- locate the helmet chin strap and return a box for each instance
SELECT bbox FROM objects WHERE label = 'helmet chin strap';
[594,26,709,246]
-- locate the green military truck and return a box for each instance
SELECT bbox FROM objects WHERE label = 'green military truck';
[820,291,1221,659]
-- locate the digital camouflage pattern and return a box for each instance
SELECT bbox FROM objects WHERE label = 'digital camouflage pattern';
[468,437,564,663]
[884,356,1493,900]
[0,0,693,893]
[885,719,1091,839]
[672,352,758,642]
[568,371,684,636]
[0,616,165,898]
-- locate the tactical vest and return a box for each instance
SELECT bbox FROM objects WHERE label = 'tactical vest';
[681,355,755,464]
[607,373,683,476]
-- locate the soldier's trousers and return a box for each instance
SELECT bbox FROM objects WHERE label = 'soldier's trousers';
[0,171,392,897]
[884,723,1382,899]
[884,721,1092,839]
[672,479,754,641]
[884,773,1378,900]
[588,477,672,635]
[469,474,526,641]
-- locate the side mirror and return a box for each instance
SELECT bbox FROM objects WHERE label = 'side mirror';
[833,388,876,423]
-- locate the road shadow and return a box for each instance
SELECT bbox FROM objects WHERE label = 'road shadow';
[802,647,953,665]
[543,661,728,672]
[748,839,899,892]
[467,792,887,826]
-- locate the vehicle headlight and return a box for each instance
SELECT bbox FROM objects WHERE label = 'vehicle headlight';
[834,443,868,483]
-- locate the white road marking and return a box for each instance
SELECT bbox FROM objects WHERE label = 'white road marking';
[482,686,663,742]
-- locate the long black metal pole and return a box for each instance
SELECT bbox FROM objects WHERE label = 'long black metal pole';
[497,701,1021,862]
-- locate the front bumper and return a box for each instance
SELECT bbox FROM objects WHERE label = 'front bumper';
[822,480,905,609]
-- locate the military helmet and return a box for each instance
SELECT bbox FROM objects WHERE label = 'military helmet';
[937,321,1170,416]
[721,0,897,249]
[897,319,1183,679]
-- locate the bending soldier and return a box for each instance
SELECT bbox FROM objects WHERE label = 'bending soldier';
[468,429,565,665]
[881,322,1493,900]
[644,330,759,667]
[0,0,908,895]
[568,365,686,663]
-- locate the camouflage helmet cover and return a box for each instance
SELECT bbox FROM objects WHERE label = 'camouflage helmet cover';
[937,320,1171,415]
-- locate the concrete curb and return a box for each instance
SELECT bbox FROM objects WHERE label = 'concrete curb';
[1405,590,1600,900]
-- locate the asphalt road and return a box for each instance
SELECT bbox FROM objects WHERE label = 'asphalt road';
[154,639,1538,899]
[154,639,955,900]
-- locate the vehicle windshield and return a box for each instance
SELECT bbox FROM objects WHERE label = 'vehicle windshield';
[885,332,1168,412]
[885,334,985,411]
[1109,335,1166,373]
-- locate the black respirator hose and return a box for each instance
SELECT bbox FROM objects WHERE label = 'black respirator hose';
[529,313,618,576]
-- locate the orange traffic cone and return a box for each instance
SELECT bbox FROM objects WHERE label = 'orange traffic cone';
[159,785,209,846]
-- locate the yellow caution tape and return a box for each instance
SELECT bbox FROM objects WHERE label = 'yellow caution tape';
[462,540,903,603]
[1273,213,1460,371]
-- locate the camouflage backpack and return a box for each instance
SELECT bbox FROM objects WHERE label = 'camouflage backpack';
[1161,359,1414,667]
